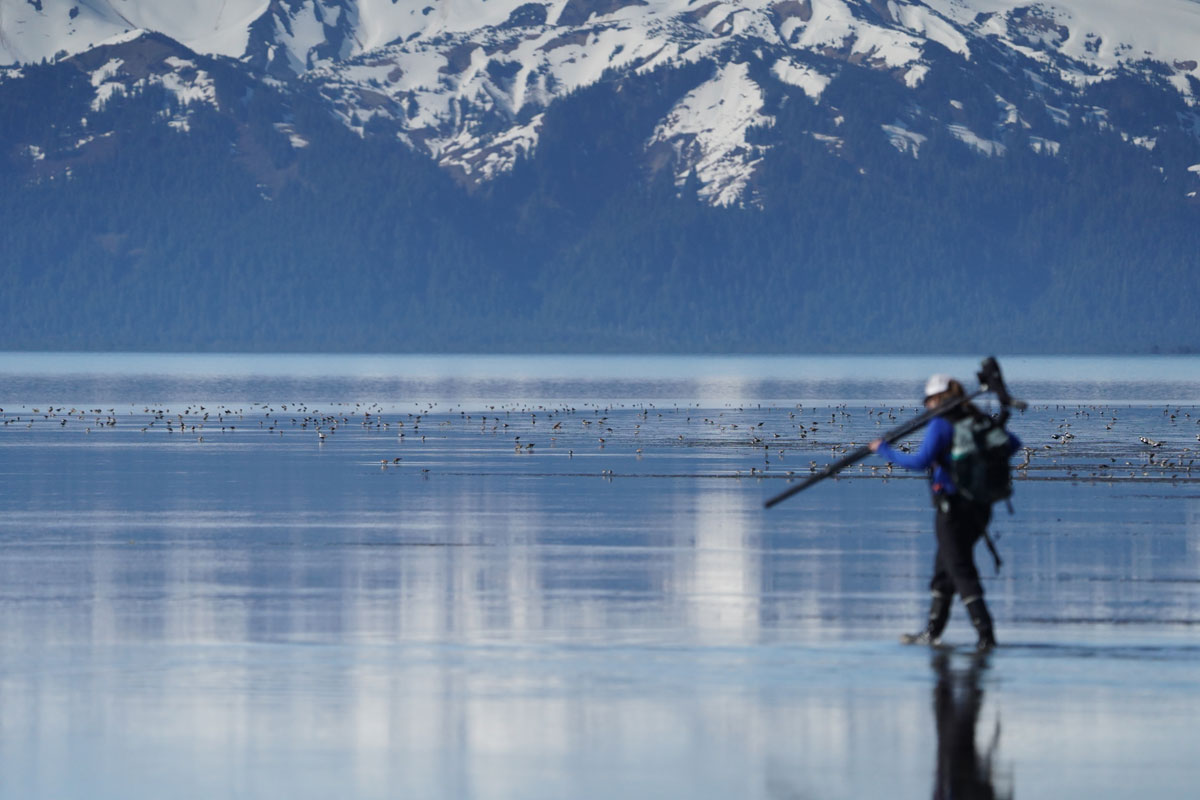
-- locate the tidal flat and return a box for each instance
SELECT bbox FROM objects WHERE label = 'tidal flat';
[0,354,1197,799]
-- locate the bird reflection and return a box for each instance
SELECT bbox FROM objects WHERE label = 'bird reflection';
[931,652,1011,800]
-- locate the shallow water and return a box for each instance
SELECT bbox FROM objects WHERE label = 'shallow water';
[0,354,1197,799]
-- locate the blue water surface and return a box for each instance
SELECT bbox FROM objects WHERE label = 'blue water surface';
[0,354,1197,799]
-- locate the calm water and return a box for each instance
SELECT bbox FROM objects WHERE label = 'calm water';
[0,354,1197,799]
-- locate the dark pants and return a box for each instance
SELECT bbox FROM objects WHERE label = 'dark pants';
[930,494,992,602]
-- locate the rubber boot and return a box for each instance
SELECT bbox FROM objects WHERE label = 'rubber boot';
[965,595,997,651]
[900,591,951,645]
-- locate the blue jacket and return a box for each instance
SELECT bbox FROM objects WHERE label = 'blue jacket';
[875,415,1021,495]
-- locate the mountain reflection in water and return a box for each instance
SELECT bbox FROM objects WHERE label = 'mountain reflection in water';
[0,354,1197,799]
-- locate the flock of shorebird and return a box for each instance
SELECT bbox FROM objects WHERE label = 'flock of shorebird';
[1,401,1196,483]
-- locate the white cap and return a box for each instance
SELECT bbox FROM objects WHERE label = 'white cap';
[924,374,953,399]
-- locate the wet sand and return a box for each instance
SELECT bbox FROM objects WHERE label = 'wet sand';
[0,390,1197,798]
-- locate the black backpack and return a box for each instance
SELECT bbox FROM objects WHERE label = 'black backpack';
[949,413,1014,506]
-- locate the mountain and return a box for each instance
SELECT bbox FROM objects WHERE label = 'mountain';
[1,1,1198,353]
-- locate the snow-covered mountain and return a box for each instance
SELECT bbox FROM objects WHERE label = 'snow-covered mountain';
[3,0,1200,205]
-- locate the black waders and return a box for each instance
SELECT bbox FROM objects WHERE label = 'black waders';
[965,596,996,651]
[901,591,952,645]
[902,494,999,650]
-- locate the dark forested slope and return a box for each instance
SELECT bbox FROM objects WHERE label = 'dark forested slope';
[2,53,1197,354]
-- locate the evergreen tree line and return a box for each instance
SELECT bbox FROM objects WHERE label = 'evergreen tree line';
[1,54,1197,354]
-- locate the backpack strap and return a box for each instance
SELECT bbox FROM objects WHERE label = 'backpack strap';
[981,528,1003,574]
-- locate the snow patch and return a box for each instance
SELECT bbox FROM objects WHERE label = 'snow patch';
[995,94,1023,127]
[89,58,127,111]
[849,24,923,68]
[0,2,260,65]
[882,122,926,158]
[1045,104,1071,126]
[925,0,1200,80]
[159,58,218,108]
[270,1,340,74]
[94,29,157,51]
[1083,106,1111,129]
[904,63,929,88]
[1121,133,1157,151]
[89,54,218,120]
[648,62,774,207]
[91,82,126,112]
[894,3,970,59]
[810,132,843,152]
[312,7,697,178]
[947,123,1006,156]
[1029,136,1060,155]
[1167,73,1196,100]
[437,113,544,180]
[771,58,830,100]
[274,123,311,149]
[90,59,124,87]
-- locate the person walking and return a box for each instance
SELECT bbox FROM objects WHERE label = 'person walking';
[869,374,1020,651]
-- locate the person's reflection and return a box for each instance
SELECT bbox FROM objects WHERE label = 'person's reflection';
[931,652,1011,800]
